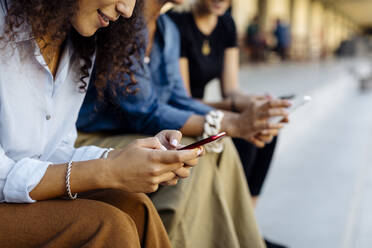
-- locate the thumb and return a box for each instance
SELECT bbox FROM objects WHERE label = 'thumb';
[165,130,183,148]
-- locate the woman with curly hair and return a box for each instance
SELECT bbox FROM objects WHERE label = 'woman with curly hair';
[0,0,203,247]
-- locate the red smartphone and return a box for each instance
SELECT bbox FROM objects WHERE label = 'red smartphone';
[178,132,226,150]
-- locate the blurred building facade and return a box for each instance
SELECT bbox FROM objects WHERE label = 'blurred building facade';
[232,0,362,60]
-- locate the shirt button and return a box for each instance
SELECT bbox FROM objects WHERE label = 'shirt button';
[46,114,51,120]
[144,56,150,64]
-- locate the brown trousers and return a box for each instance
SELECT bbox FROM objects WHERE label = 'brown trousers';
[76,133,266,248]
[0,189,171,248]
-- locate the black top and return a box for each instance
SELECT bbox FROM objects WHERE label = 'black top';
[168,11,237,99]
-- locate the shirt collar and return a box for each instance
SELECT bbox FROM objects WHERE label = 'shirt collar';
[0,0,32,43]
[13,25,33,43]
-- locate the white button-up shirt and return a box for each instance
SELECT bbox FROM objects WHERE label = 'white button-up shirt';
[0,7,107,203]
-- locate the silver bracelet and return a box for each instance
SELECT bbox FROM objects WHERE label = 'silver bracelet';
[203,110,225,153]
[102,148,114,159]
[66,161,77,200]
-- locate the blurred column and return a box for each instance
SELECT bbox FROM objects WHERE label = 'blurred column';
[324,7,333,55]
[335,14,344,49]
[290,0,311,60]
[258,0,268,31]
[308,0,324,60]
[343,19,351,40]
[232,0,258,35]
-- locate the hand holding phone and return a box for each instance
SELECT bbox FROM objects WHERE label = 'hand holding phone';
[178,132,226,150]
[269,95,311,124]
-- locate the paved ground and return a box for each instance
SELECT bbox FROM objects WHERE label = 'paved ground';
[205,58,372,248]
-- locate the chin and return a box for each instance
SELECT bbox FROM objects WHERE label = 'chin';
[212,9,227,16]
[75,27,98,37]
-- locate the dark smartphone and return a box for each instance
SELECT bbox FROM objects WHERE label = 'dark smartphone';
[178,132,226,150]
[279,94,296,100]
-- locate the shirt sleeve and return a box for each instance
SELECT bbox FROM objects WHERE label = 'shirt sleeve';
[111,64,196,135]
[167,11,189,58]
[142,102,195,134]
[0,146,51,203]
[168,76,213,116]
[0,126,107,204]
[179,34,189,58]
[224,14,238,48]
[49,126,107,164]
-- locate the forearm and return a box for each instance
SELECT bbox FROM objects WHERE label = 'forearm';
[208,93,260,113]
[180,115,205,137]
[180,112,239,138]
[205,98,232,111]
[203,93,247,112]
[30,159,107,201]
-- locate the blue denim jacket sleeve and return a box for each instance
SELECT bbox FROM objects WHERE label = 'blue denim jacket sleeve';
[77,64,195,135]
[161,14,213,116]
[113,66,196,135]
[168,76,213,116]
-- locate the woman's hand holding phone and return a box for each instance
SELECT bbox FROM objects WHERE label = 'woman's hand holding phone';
[269,95,311,124]
[155,130,203,186]
[105,130,202,192]
[223,98,291,146]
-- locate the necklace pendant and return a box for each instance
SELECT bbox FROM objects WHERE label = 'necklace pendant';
[202,40,211,56]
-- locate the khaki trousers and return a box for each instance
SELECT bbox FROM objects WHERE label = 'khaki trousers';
[0,189,172,248]
[76,133,266,248]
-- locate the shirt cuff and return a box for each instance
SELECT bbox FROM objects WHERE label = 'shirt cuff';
[71,145,108,162]
[3,158,50,203]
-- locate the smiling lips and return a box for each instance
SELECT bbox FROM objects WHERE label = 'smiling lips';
[211,0,225,8]
[97,9,111,27]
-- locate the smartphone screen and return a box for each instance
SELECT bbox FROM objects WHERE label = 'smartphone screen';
[269,95,311,124]
[178,132,226,150]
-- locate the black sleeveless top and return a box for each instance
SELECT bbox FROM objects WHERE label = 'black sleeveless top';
[168,11,237,99]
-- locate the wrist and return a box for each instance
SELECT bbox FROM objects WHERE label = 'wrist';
[234,94,249,113]
[93,158,114,189]
[230,95,238,113]
[221,112,239,137]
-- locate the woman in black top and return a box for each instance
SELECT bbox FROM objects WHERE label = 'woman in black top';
[169,1,287,247]
[170,8,237,99]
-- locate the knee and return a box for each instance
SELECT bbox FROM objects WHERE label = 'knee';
[62,200,140,247]
[93,190,158,220]
[109,190,155,209]
[89,202,140,245]
[97,202,136,225]
[127,193,156,213]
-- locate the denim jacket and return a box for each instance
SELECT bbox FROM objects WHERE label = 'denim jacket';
[77,14,213,135]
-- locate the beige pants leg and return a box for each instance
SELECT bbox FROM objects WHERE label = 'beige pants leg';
[76,133,266,248]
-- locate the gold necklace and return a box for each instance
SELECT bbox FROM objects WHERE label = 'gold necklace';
[202,39,211,56]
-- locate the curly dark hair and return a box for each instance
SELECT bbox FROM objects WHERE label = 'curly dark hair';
[0,0,145,98]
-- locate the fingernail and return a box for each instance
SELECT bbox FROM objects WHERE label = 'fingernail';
[171,139,178,147]
[197,147,203,156]
[160,145,167,151]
